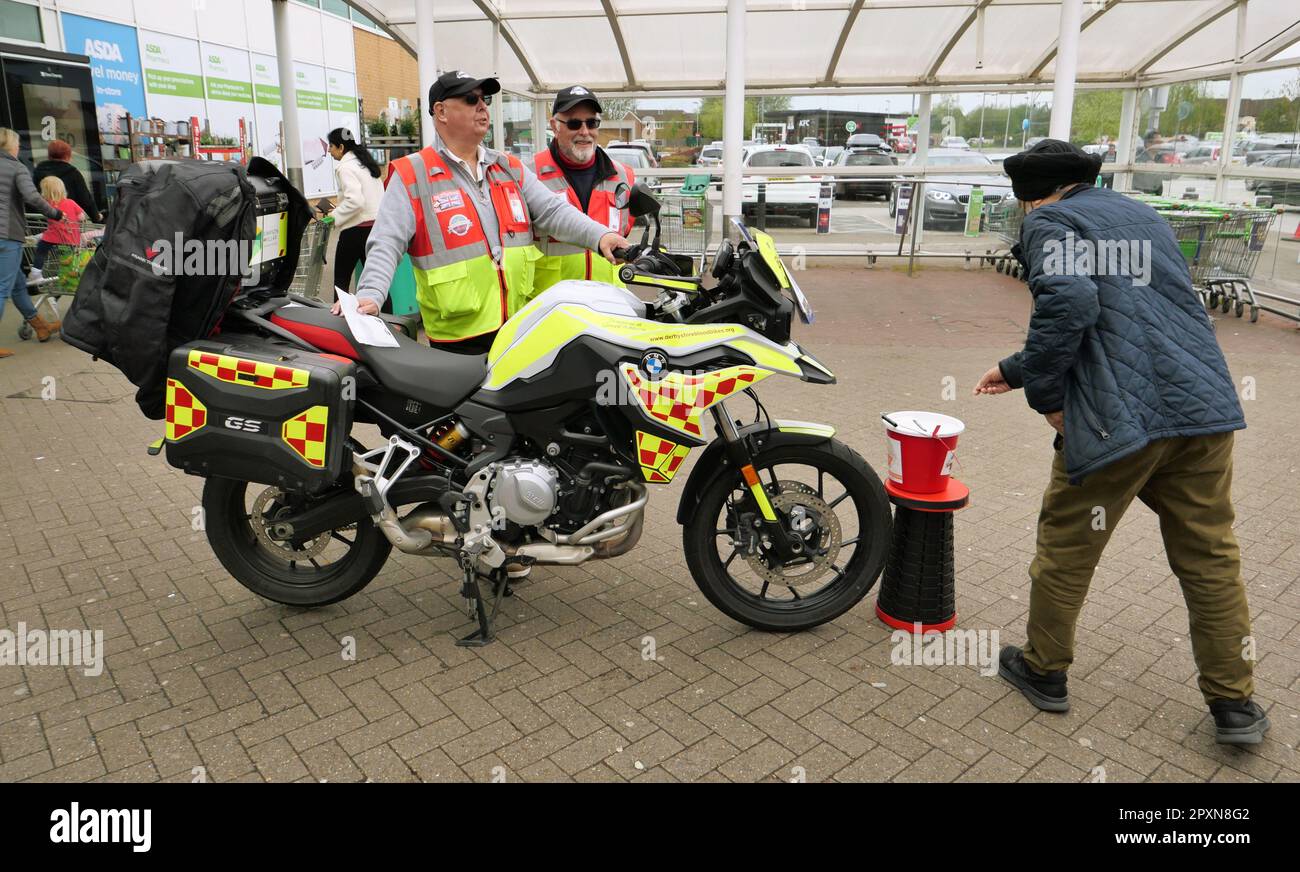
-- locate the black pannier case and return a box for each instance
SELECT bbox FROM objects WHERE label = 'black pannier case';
[164,339,355,494]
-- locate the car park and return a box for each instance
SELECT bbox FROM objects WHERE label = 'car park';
[887,148,1012,229]
[740,144,824,227]
[833,148,896,200]
[1250,153,1300,205]
[845,132,891,153]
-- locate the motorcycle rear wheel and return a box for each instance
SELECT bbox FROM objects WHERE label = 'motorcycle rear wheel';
[683,438,890,632]
[203,477,392,607]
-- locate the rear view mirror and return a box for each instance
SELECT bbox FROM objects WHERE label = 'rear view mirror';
[625,183,660,218]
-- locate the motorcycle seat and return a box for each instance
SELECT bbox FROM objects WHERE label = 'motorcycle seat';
[269,304,487,410]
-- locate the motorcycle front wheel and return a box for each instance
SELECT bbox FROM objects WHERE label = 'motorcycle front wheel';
[203,477,392,607]
[683,438,890,632]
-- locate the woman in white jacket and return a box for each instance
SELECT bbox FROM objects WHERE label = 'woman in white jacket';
[326,128,383,296]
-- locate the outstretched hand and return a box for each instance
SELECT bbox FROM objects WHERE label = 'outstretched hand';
[973,365,1012,396]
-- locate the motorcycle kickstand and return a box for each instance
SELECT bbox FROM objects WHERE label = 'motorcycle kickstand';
[455,563,511,648]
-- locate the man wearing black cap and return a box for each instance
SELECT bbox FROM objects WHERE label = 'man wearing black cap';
[531,86,636,292]
[345,71,630,353]
[972,139,1265,745]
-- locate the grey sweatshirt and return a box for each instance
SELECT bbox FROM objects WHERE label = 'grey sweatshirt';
[2,152,61,241]
[356,133,613,309]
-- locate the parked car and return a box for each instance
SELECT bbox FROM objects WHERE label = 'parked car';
[1181,143,1223,165]
[1245,139,1300,165]
[889,135,914,153]
[740,144,823,228]
[698,145,723,166]
[822,146,845,166]
[1250,153,1300,205]
[887,149,1012,230]
[845,132,891,153]
[939,136,970,150]
[985,151,1017,168]
[834,149,896,200]
[608,140,659,168]
[605,147,663,193]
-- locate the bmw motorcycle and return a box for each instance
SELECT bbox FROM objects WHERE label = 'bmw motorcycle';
[183,185,890,645]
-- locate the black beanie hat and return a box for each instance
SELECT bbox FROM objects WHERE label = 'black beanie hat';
[1003,138,1103,202]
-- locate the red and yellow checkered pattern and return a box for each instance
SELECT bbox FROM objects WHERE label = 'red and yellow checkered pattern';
[635,430,692,483]
[165,378,207,440]
[188,349,310,391]
[282,406,330,467]
[620,363,771,440]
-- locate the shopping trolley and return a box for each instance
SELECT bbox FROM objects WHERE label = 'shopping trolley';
[289,216,334,298]
[1159,210,1223,288]
[655,189,712,275]
[18,214,105,341]
[1199,208,1277,322]
[986,199,1025,278]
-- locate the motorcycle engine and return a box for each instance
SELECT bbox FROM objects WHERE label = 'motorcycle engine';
[487,460,560,527]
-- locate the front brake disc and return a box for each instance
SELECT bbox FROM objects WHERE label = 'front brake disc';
[740,481,842,587]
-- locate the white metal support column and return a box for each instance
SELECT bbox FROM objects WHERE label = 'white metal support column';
[1214,0,1247,201]
[721,0,746,233]
[532,99,549,157]
[1048,0,1084,140]
[416,0,437,148]
[271,0,303,192]
[492,22,505,151]
[913,92,932,247]
[1115,87,1138,192]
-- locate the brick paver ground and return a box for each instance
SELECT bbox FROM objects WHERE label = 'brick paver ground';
[1,264,1296,782]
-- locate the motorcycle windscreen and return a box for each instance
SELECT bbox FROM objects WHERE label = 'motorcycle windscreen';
[730,219,815,325]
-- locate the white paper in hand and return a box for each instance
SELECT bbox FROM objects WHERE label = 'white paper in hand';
[335,288,399,347]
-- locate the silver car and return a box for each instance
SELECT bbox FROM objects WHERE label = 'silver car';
[887,149,1013,228]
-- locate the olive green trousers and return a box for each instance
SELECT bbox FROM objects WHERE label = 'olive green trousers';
[1022,431,1254,704]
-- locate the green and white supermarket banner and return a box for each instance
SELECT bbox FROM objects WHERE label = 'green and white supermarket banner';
[201,43,253,156]
[139,30,204,125]
[251,53,284,173]
[294,63,335,198]
[325,68,360,140]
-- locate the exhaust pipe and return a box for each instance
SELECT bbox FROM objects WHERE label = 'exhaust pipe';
[372,504,433,554]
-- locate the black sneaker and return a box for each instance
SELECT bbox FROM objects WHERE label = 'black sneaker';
[1209,699,1270,746]
[998,645,1069,712]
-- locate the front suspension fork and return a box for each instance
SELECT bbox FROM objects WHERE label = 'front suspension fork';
[711,403,777,522]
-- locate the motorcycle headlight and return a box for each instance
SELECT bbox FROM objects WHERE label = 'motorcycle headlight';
[927,190,955,202]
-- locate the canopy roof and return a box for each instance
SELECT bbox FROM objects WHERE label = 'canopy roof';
[345,0,1300,95]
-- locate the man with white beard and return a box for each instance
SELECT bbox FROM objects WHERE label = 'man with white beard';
[531,86,638,292]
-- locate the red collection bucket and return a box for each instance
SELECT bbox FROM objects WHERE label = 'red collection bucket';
[883,411,964,494]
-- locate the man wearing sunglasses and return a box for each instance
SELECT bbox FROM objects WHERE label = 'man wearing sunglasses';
[349,71,630,353]
[531,86,636,293]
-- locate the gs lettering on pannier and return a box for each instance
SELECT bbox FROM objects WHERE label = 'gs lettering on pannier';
[164,339,354,494]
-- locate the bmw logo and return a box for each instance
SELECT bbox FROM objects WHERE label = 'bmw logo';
[640,351,667,380]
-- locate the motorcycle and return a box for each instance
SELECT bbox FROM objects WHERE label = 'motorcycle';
[187,184,891,646]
